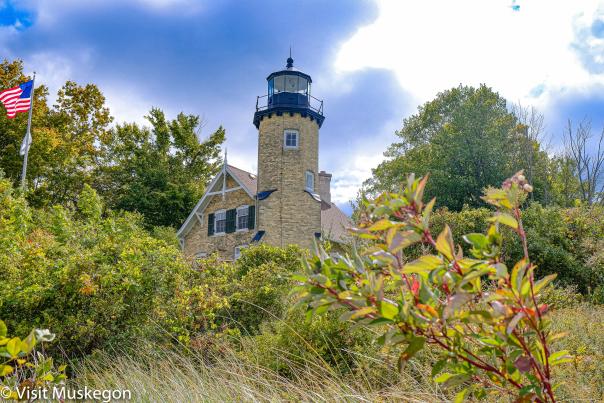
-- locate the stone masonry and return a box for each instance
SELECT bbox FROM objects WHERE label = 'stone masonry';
[256,112,321,250]
[182,175,255,260]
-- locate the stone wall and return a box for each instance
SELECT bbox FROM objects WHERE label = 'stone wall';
[256,112,321,250]
[183,175,255,261]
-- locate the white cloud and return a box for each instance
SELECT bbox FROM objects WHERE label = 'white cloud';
[326,0,604,208]
[335,0,604,109]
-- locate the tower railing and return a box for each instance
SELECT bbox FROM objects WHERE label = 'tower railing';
[255,93,324,116]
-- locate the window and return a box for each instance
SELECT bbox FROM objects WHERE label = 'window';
[305,171,314,191]
[236,205,249,231]
[234,245,248,260]
[284,130,298,149]
[214,210,226,234]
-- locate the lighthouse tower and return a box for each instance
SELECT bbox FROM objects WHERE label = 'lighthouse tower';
[253,56,325,249]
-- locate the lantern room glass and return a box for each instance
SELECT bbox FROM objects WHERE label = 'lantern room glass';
[268,74,309,96]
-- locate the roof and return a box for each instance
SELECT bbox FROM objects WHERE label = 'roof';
[321,200,353,244]
[227,164,257,194]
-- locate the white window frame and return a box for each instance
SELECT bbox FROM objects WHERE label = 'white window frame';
[305,170,314,192]
[284,129,299,149]
[236,205,249,232]
[214,209,226,235]
[234,244,248,260]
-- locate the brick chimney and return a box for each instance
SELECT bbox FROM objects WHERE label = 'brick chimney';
[318,171,332,204]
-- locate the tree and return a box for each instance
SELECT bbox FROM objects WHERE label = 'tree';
[0,60,113,207]
[96,108,225,228]
[366,85,550,210]
[563,119,604,205]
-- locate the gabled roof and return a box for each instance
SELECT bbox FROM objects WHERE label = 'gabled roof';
[228,165,257,194]
[176,165,256,237]
[321,200,353,244]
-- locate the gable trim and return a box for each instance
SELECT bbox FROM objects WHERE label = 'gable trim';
[176,166,255,239]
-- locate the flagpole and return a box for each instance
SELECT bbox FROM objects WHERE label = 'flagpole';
[21,72,35,191]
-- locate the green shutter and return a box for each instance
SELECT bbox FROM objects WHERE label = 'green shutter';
[226,209,236,233]
[248,205,255,230]
[207,213,215,236]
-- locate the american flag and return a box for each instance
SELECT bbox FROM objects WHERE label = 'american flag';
[0,80,34,118]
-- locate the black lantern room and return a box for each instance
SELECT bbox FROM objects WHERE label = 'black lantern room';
[253,56,324,129]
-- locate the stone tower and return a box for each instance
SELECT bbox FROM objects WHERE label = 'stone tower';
[253,56,325,249]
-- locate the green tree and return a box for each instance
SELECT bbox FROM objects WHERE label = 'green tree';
[96,108,225,228]
[366,85,549,210]
[0,60,113,206]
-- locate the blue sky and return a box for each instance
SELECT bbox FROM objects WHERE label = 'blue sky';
[2,0,604,214]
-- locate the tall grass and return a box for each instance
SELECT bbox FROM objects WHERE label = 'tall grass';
[71,304,604,402]
[73,343,445,402]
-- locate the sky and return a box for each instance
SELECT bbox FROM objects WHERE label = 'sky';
[2,0,604,215]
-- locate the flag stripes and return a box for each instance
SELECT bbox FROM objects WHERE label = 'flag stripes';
[0,81,33,118]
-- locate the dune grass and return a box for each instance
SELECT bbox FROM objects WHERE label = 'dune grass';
[71,304,604,402]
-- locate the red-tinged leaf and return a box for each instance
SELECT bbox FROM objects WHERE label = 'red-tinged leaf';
[539,304,549,314]
[514,356,532,373]
[417,303,438,317]
[443,293,472,319]
[390,230,422,253]
[411,279,420,296]
[368,219,395,232]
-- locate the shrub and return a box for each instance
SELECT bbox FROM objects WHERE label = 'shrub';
[427,203,604,294]
[242,308,377,378]
[196,244,303,335]
[0,179,221,358]
[295,172,569,401]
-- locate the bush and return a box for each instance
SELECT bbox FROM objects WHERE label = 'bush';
[297,173,569,401]
[427,203,604,294]
[0,180,220,358]
[195,244,303,335]
[242,308,377,378]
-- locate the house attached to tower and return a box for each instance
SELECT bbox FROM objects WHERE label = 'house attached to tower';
[177,57,352,260]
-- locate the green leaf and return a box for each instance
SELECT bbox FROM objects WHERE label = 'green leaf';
[367,219,395,231]
[21,331,36,354]
[0,364,13,376]
[379,301,399,320]
[444,374,471,388]
[6,337,21,358]
[350,307,376,320]
[462,233,487,249]
[403,255,442,274]
[431,359,447,377]
[435,225,455,260]
[511,259,528,294]
[434,373,454,383]
[0,321,6,338]
[533,274,557,294]
[454,387,469,403]
[488,213,518,229]
[548,350,573,366]
[400,336,425,361]
[492,263,508,278]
